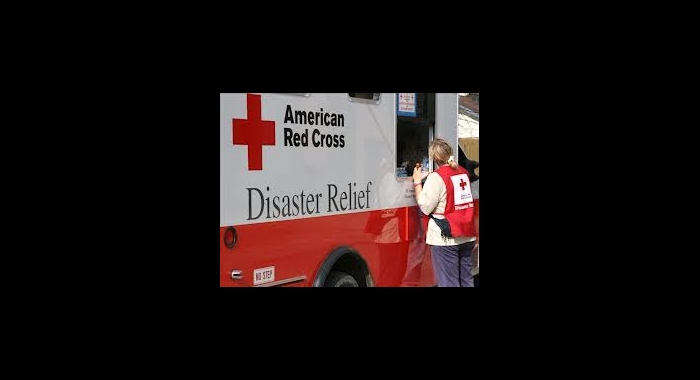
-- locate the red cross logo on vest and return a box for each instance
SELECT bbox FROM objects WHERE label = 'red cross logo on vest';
[232,94,276,171]
[459,178,467,191]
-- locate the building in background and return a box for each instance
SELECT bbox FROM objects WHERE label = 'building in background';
[458,93,479,177]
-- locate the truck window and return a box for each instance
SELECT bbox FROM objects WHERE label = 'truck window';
[349,93,380,101]
[396,93,435,178]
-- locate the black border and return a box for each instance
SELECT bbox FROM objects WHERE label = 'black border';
[123,60,572,319]
[80,49,629,335]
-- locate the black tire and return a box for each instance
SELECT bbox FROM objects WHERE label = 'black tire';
[324,271,359,287]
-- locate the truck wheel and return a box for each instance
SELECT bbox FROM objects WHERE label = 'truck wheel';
[324,271,359,287]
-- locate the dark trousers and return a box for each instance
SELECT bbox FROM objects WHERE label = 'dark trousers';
[430,241,475,287]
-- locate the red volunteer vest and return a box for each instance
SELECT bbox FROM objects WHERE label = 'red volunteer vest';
[421,165,476,239]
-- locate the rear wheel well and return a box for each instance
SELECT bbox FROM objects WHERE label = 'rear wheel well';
[313,247,373,287]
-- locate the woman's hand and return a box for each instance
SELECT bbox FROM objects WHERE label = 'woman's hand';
[412,163,423,183]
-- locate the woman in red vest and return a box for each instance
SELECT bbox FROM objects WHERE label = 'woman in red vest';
[412,139,478,287]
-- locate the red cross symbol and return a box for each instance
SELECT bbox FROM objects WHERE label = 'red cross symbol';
[232,94,276,171]
[459,178,467,190]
